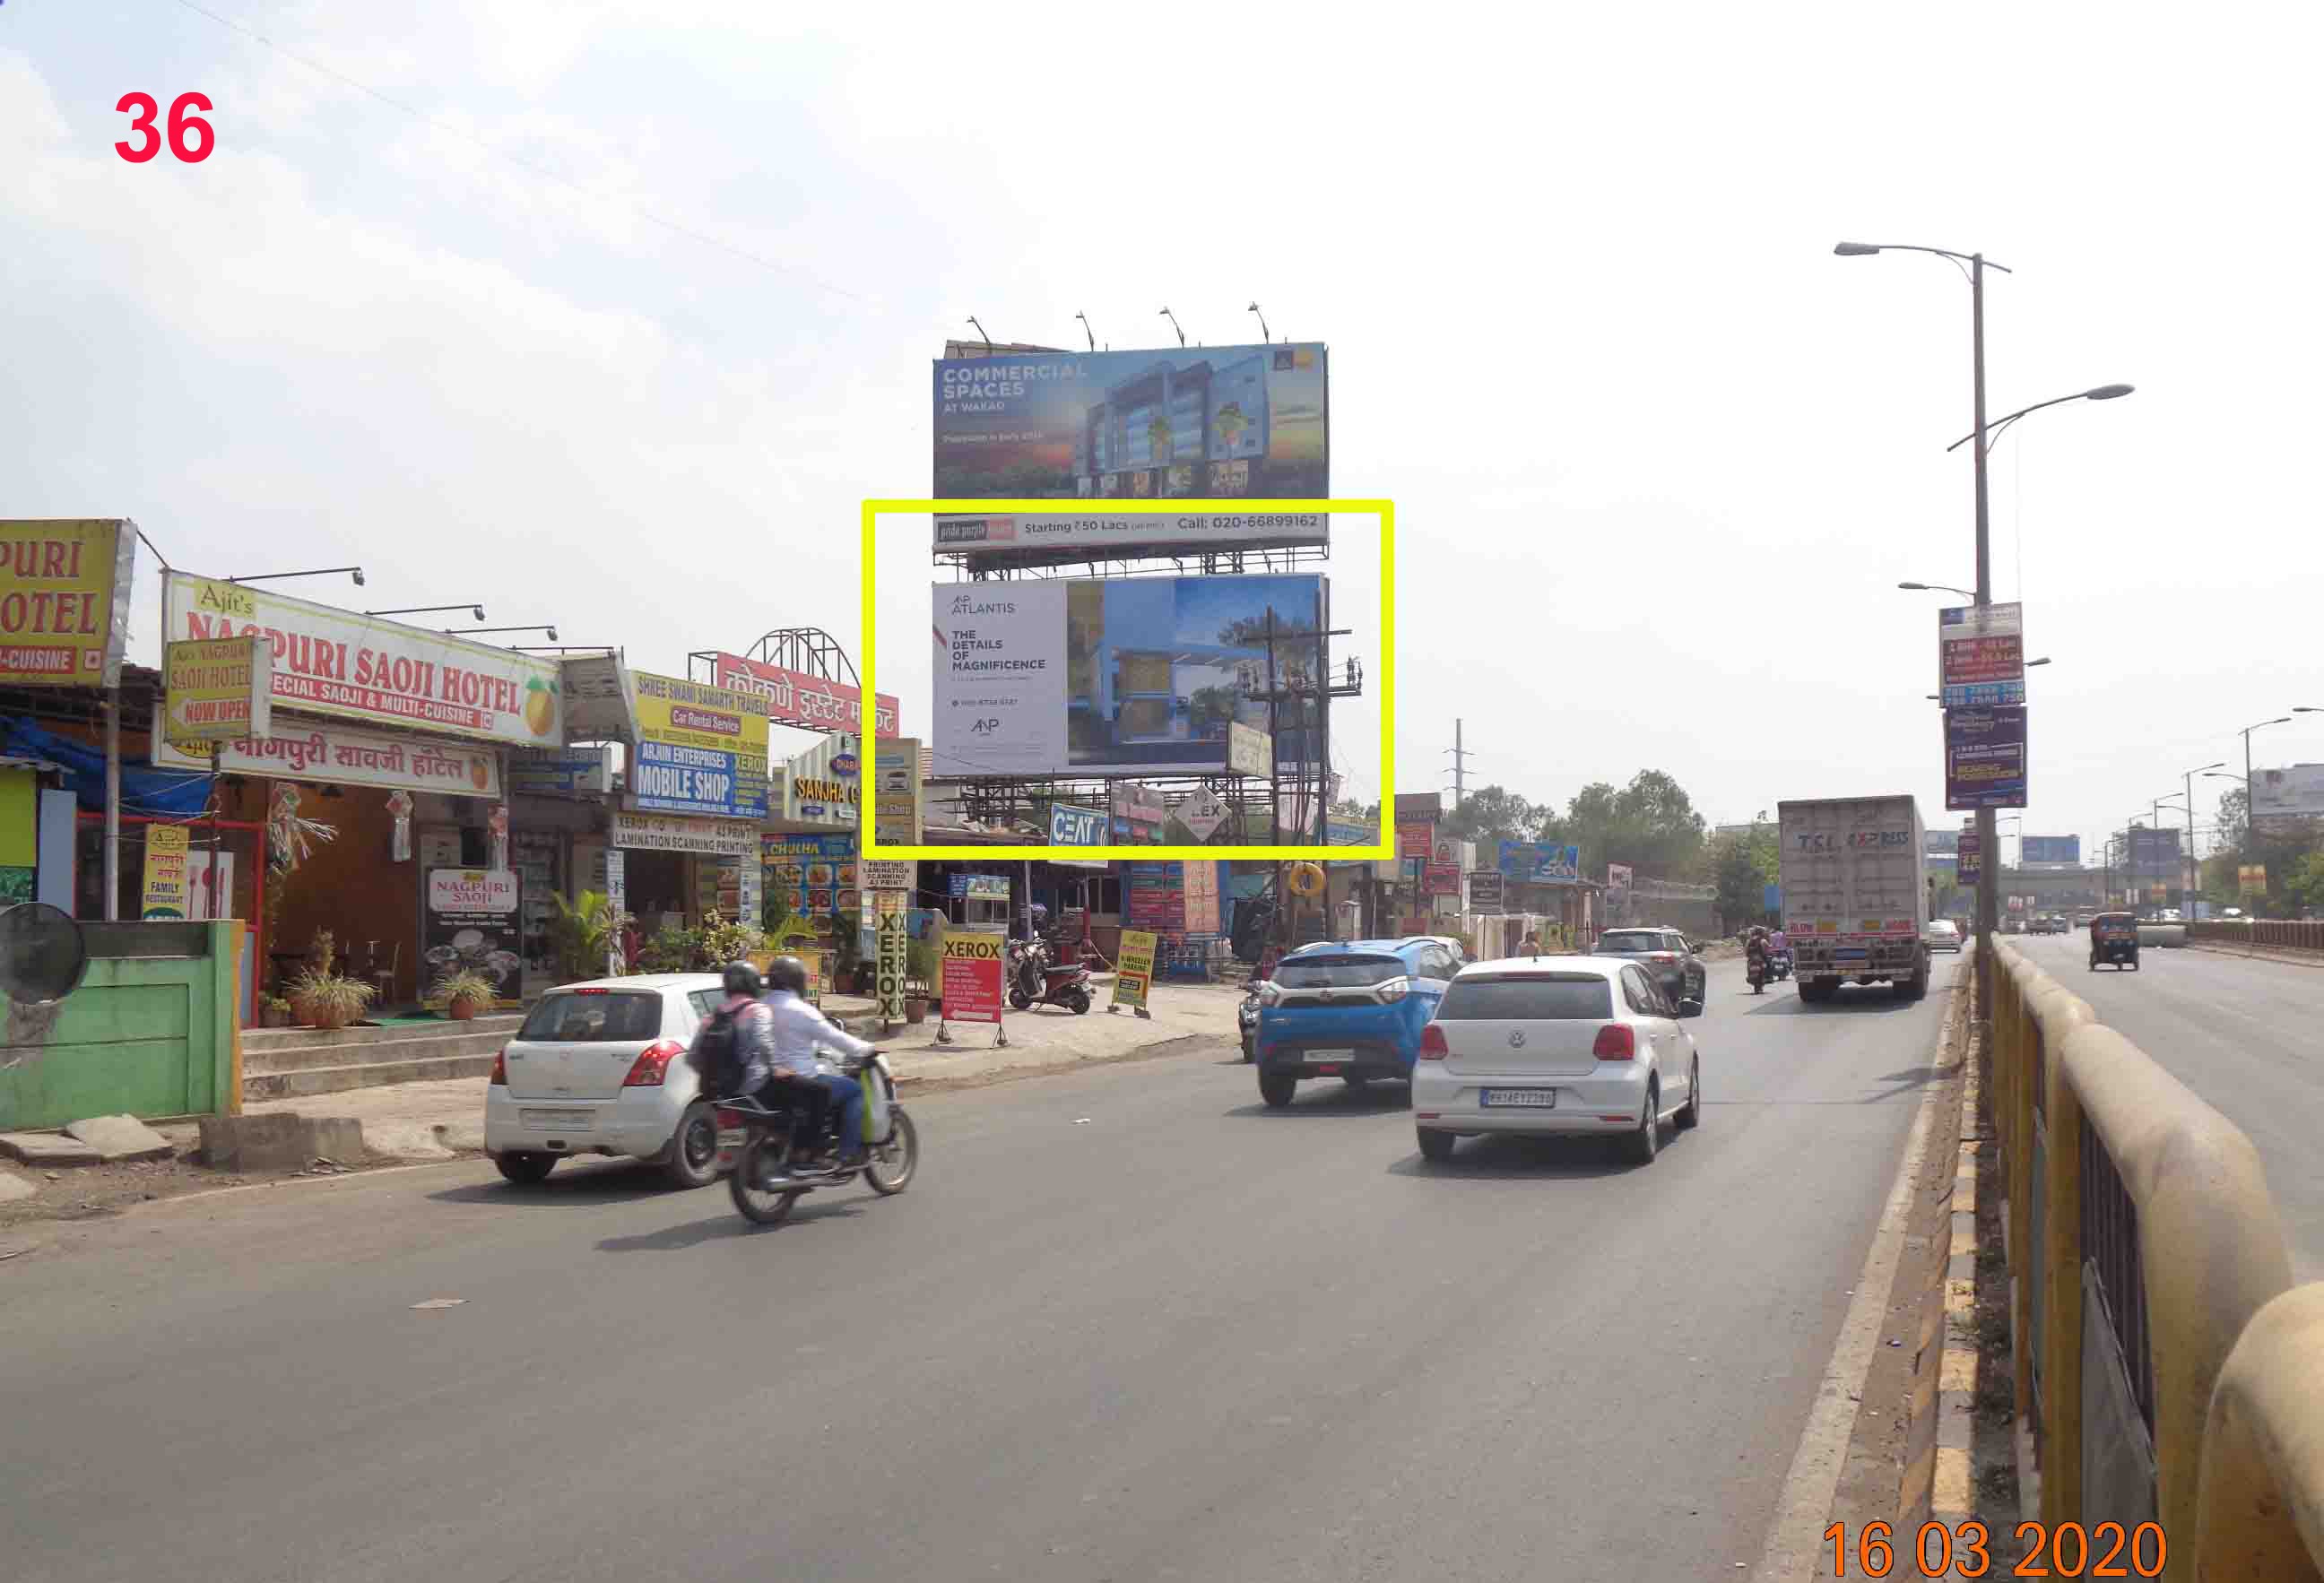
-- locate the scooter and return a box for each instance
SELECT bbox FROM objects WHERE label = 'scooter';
[1770,947,1793,982]
[1747,952,1768,994]
[1010,943,1094,1014]
[1237,987,1260,1061]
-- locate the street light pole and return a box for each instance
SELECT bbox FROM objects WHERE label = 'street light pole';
[2182,761,2224,911]
[1968,253,1999,1020]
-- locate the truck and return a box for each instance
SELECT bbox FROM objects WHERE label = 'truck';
[1775,795,1933,1004]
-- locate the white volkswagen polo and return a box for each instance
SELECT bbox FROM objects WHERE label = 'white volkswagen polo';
[481,974,728,1188]
[1411,956,1703,1166]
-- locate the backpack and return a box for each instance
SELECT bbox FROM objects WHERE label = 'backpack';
[688,1006,743,1094]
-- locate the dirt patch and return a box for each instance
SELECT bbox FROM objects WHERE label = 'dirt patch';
[0,1140,411,1233]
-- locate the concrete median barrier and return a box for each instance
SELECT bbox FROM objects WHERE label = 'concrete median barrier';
[1986,938,2322,1578]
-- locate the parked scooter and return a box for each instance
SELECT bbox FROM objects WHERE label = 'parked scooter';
[1010,939,1094,1014]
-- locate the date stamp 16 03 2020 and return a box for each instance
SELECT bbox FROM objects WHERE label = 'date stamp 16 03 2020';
[1823,1519,2167,1578]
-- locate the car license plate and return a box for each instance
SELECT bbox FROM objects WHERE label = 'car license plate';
[1305,1049,1354,1066]
[1480,1088,1556,1109]
[521,1108,594,1129]
[715,1128,749,1148]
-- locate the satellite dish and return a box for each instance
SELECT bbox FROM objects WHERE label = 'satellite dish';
[0,903,89,1004]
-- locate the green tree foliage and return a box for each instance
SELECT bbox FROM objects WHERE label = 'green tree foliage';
[2287,850,2324,914]
[1438,785,1542,849]
[1559,770,1707,878]
[1713,839,1768,927]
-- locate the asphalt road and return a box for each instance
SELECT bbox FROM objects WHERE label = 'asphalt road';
[2008,933,2324,1281]
[0,956,1957,1583]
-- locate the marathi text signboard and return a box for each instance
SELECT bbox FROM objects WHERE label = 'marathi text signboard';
[1111,782,1166,843]
[1397,822,1435,859]
[424,869,523,1006]
[1944,705,2028,810]
[1498,842,1582,883]
[939,929,1006,1023]
[1938,601,2025,708]
[155,719,503,797]
[711,651,899,740]
[1423,863,1460,895]
[140,825,189,920]
[164,573,562,748]
[630,670,770,820]
[0,519,134,688]
[874,890,908,1022]
[163,636,272,742]
[1112,929,1157,1011]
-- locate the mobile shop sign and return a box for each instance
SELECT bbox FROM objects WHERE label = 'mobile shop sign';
[712,651,899,740]
[0,519,135,688]
[1938,601,2025,708]
[931,342,1330,549]
[1498,842,1583,883]
[628,670,769,820]
[155,719,503,797]
[939,930,1006,1023]
[163,635,273,742]
[1049,802,1106,845]
[1944,705,2028,811]
[930,574,1322,779]
[872,737,922,846]
[164,574,563,748]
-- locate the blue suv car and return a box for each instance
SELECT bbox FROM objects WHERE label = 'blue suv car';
[1251,937,1465,1107]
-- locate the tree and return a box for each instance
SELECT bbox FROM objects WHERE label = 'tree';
[1559,770,1708,878]
[1218,609,1318,648]
[1713,839,1767,928]
[1439,785,1539,849]
[2288,850,2324,915]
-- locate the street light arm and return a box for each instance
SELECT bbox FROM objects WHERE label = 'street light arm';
[1834,242,2014,273]
[1945,387,2131,453]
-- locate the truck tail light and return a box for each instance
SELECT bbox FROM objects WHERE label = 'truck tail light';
[1419,1025,1449,1060]
[1592,1024,1638,1061]
[621,1039,688,1087]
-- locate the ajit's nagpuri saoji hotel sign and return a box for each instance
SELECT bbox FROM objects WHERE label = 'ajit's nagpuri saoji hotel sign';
[163,573,563,747]
[0,520,136,688]
[162,635,273,742]
[628,670,770,821]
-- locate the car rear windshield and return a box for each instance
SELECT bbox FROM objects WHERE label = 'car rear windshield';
[1275,956,1405,989]
[1436,974,1614,1021]
[517,991,665,1042]
[1596,933,1662,953]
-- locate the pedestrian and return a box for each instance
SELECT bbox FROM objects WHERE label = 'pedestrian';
[1519,928,1542,956]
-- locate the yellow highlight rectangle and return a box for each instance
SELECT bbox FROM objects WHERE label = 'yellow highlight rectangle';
[859,499,1395,861]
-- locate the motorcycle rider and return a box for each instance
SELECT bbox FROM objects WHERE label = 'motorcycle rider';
[758,954,878,1169]
[1745,926,1772,978]
[1768,924,1791,973]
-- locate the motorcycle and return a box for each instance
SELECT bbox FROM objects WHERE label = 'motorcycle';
[1236,987,1260,1061]
[1010,939,1094,1014]
[1747,950,1768,994]
[715,1051,918,1227]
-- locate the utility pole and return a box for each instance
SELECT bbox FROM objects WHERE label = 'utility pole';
[1444,718,1472,808]
[1969,252,1999,1025]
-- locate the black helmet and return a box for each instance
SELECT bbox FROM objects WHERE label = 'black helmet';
[763,955,808,997]
[722,961,764,999]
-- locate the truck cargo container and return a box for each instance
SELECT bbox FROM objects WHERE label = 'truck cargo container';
[1776,795,1933,1003]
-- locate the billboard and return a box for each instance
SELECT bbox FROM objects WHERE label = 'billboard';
[2128,827,2181,874]
[1938,601,2025,708]
[1923,829,1959,856]
[1498,842,1583,883]
[1957,824,1981,885]
[164,573,563,748]
[2020,835,2081,866]
[1944,705,2027,810]
[2251,764,2324,833]
[0,519,135,688]
[629,671,770,821]
[931,574,1323,777]
[711,651,899,740]
[931,342,1330,558]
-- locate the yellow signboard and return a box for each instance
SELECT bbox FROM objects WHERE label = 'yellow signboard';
[0,520,135,687]
[140,825,191,921]
[2239,864,2267,896]
[163,635,273,743]
[1112,929,1157,1012]
[629,670,770,821]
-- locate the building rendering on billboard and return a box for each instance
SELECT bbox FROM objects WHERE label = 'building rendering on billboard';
[931,342,1329,558]
[930,574,1323,777]
[2251,764,2324,832]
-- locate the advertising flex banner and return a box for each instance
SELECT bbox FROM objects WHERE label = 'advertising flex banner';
[0,520,135,688]
[162,636,272,743]
[630,670,769,820]
[165,574,562,747]
[931,342,1330,553]
[1498,842,1583,883]
[712,651,900,739]
[139,825,190,920]
[939,929,1006,1024]
[932,575,1323,777]
[1938,602,2025,708]
[424,869,523,1006]
[872,737,922,845]
[1112,930,1157,1011]
[2252,764,2324,832]
[764,832,857,921]
[1944,705,2028,810]
[874,890,908,1022]
[2020,835,2081,866]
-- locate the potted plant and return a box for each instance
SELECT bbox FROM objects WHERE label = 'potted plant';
[260,994,293,1029]
[549,889,629,982]
[430,967,498,1021]
[904,938,937,1025]
[288,933,376,1032]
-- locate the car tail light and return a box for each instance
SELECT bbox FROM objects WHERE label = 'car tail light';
[1419,1024,1449,1060]
[1648,952,1677,965]
[715,1108,744,1129]
[1376,975,1410,1003]
[1592,1024,1638,1061]
[571,986,610,995]
[489,1047,507,1085]
[621,1039,688,1087]
[1255,980,1283,1006]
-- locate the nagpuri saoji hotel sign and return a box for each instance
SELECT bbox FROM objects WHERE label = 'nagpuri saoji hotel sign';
[164,573,563,748]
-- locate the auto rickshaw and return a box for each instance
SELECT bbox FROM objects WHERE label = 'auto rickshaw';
[2089,912,2139,972]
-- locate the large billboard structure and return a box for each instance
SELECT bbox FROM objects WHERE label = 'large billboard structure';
[932,342,1329,565]
[931,573,1324,778]
[2020,835,2081,866]
[2251,764,2324,833]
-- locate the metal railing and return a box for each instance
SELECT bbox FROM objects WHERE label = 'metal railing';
[1986,938,2322,1579]
[2189,919,2324,951]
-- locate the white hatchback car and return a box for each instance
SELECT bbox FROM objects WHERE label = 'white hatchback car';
[482,973,728,1188]
[1923,919,1964,953]
[1411,956,1703,1166]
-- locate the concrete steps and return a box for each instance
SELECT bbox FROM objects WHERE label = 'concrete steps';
[241,1015,522,1101]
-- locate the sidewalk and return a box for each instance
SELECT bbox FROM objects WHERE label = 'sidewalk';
[230,978,1243,1162]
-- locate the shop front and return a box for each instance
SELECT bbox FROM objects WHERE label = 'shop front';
[609,809,760,939]
[762,731,862,946]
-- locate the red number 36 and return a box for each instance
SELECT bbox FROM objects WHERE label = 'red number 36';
[115,92,215,163]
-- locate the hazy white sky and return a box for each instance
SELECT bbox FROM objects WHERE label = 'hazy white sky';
[5,2,2320,862]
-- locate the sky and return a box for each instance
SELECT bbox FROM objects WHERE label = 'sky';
[4,1,2321,867]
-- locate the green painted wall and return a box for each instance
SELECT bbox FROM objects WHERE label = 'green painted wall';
[0,921,239,1130]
